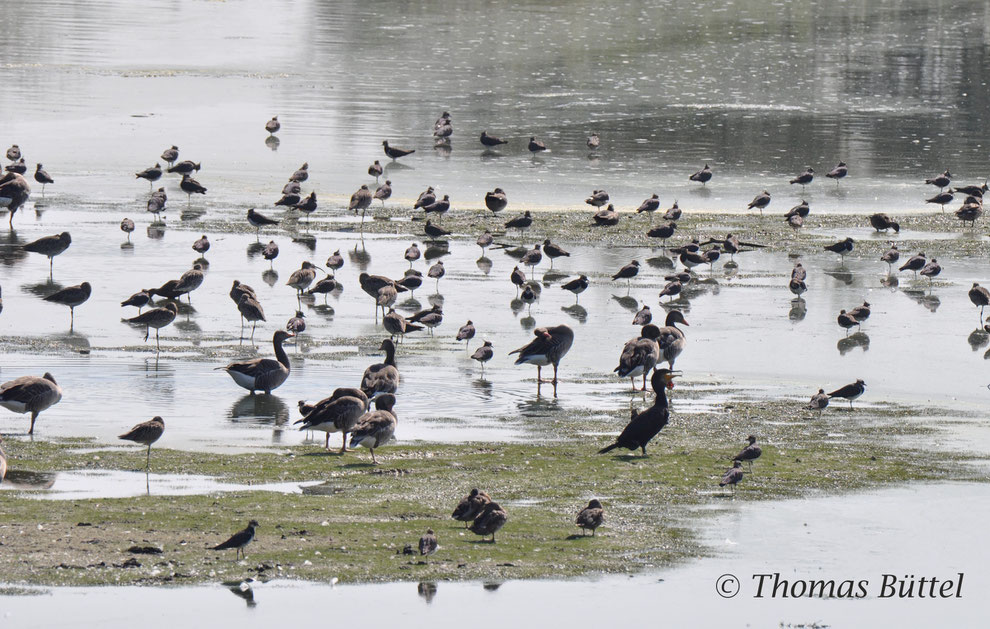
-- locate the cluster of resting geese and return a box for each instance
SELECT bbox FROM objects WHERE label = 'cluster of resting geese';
[2,113,989,550]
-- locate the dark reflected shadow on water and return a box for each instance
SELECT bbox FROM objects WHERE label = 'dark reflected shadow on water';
[265,135,280,152]
[967,328,989,351]
[246,241,265,259]
[611,294,639,312]
[147,223,165,239]
[824,266,853,285]
[646,255,674,270]
[423,244,449,261]
[417,581,437,604]
[349,242,371,271]
[22,278,62,298]
[1,469,56,489]
[901,289,940,313]
[476,256,492,275]
[292,234,317,252]
[542,270,568,285]
[228,582,258,607]
[228,394,289,427]
[261,269,279,287]
[788,297,807,322]
[837,332,870,355]
[561,303,588,323]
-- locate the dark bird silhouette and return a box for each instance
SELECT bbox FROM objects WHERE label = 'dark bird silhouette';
[920,258,941,285]
[790,167,814,187]
[469,501,508,542]
[471,340,494,373]
[265,116,280,135]
[969,283,990,321]
[837,309,859,334]
[504,210,532,233]
[192,234,210,256]
[689,163,713,185]
[480,131,508,147]
[5,158,27,174]
[848,301,871,323]
[528,137,547,153]
[44,281,92,327]
[360,339,400,398]
[614,324,662,391]
[719,461,744,494]
[348,393,398,464]
[732,435,762,471]
[374,180,392,206]
[612,260,640,285]
[598,369,679,455]
[633,304,652,325]
[368,160,383,182]
[881,243,899,271]
[636,194,660,220]
[6,145,21,161]
[179,174,207,202]
[0,372,63,435]
[382,140,415,159]
[747,190,770,214]
[414,186,436,210]
[925,170,951,190]
[926,190,953,210]
[576,499,605,536]
[0,172,31,225]
[247,208,279,234]
[542,239,569,267]
[824,237,854,261]
[221,330,292,393]
[955,196,983,227]
[125,301,178,349]
[424,220,450,240]
[592,204,619,227]
[167,160,200,175]
[423,194,450,218]
[213,520,259,560]
[899,251,926,276]
[23,232,71,275]
[827,379,866,409]
[452,489,492,528]
[953,183,988,198]
[561,274,588,302]
[349,184,373,222]
[808,388,829,416]
[662,201,681,221]
[485,188,508,214]
[296,387,369,452]
[160,145,178,167]
[587,132,600,150]
[119,416,165,471]
[33,163,54,194]
[585,190,609,207]
[509,324,575,391]
[646,221,677,247]
[419,529,439,556]
[826,161,847,183]
[869,213,899,232]
[135,163,163,189]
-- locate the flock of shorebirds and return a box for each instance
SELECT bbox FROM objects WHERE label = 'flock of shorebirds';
[1,110,988,554]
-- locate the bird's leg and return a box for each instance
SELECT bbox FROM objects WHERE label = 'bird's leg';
[146,445,152,471]
[29,412,37,435]
[325,433,330,450]
[144,327,150,342]
[642,372,648,391]
[340,433,348,453]
[156,329,161,351]
[371,449,379,465]
[536,365,542,383]
[630,377,635,391]
[251,322,257,342]
[552,363,559,385]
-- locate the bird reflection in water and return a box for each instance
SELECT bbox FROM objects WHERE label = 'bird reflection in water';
[645,255,674,271]
[246,241,266,258]
[265,135,280,152]
[837,332,870,355]
[901,289,940,313]
[611,294,639,312]
[789,297,807,322]
[417,581,437,604]
[349,242,371,271]
[229,394,290,442]
[147,223,165,239]
[561,303,588,323]
[476,256,492,275]
[967,328,989,351]
[261,269,279,287]
[228,580,258,608]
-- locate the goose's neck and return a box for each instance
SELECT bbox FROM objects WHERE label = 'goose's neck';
[274,337,291,370]
[384,345,396,367]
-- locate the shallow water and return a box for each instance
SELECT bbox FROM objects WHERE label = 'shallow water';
[2,482,987,627]
[2,0,990,218]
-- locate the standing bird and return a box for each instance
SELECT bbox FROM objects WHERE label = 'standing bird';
[899,251,926,277]
[528,137,547,153]
[135,163,163,189]
[719,461,745,495]
[612,260,640,286]
[0,373,63,435]
[826,161,847,183]
[423,194,450,219]
[456,320,476,346]
[44,281,92,327]
[428,261,446,290]
[289,162,309,183]
[926,190,954,211]
[265,116,280,135]
[561,275,589,303]
[23,232,71,276]
[477,230,494,254]
[118,416,165,472]
[542,239,569,268]
[383,308,422,342]
[452,489,492,527]
[505,210,533,234]
[636,194,661,221]
[656,310,689,368]
[382,140,415,160]
[404,243,421,266]
[414,186,436,210]
[147,188,167,220]
[520,244,542,272]
[374,180,392,206]
[361,339,400,398]
[419,529,439,556]
[585,189,609,207]
[789,263,807,296]
[213,520,259,560]
[471,341,494,373]
[587,132,600,150]
[125,301,178,349]
[168,160,201,175]
[747,190,771,215]
[262,240,279,266]
[220,330,293,394]
[662,201,682,221]
[827,379,866,409]
[732,435,762,471]
[807,389,830,417]
[869,213,900,233]
[790,167,815,187]
[236,293,266,341]
[33,164,54,194]
[955,196,983,227]
[485,188,508,215]
[576,499,605,536]
[614,324,663,391]
[349,184,373,222]
[689,163,713,185]
[837,310,860,334]
[368,160,383,182]
[824,237,854,262]
[296,388,369,452]
[294,192,317,222]
[0,172,31,225]
[509,324,575,393]
[5,158,27,175]
[969,283,990,322]
[286,310,306,334]
[633,304,652,325]
[469,501,508,542]
[848,301,871,323]
[920,258,941,286]
[598,368,679,456]
[925,170,951,190]
[480,131,508,147]
[160,145,178,167]
[192,234,210,257]
[179,174,207,204]
[348,393,398,464]
[286,261,322,295]
[646,221,677,247]
[6,145,21,161]
[120,289,150,313]
[326,250,344,275]
[881,243,900,272]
